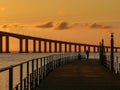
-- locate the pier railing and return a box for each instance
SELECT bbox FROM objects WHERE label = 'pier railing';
[99,33,120,74]
[102,55,120,74]
[0,53,78,90]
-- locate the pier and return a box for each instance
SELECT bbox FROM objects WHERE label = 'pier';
[36,59,120,90]
[0,31,120,90]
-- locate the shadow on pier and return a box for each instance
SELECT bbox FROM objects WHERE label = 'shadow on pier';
[36,59,120,90]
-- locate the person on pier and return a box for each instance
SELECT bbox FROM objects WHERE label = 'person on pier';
[86,50,89,60]
[78,53,81,60]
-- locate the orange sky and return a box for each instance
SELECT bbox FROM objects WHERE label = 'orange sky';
[0,0,120,50]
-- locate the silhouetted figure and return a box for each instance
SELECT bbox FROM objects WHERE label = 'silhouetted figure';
[86,50,89,59]
[78,53,81,60]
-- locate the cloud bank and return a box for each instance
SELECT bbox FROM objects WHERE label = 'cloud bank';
[88,23,112,29]
[35,21,53,28]
[0,21,112,31]
[54,21,71,30]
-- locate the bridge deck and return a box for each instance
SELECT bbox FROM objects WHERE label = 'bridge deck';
[36,59,120,90]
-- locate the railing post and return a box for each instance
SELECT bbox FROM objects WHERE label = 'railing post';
[27,62,29,90]
[35,59,39,87]
[43,57,46,78]
[116,56,119,74]
[111,33,114,72]
[20,64,23,90]
[101,39,105,65]
[40,58,43,81]
[30,60,34,90]
[9,66,13,90]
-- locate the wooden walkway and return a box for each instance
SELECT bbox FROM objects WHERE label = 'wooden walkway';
[36,59,120,90]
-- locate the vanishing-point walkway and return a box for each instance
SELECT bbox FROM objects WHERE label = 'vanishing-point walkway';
[36,59,120,90]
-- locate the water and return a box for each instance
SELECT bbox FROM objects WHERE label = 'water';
[0,53,59,69]
[0,53,61,90]
[0,52,119,90]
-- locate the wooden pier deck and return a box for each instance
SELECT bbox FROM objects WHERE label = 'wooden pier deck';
[36,59,120,90]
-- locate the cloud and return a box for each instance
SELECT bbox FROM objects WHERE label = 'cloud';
[35,21,53,28]
[0,24,24,29]
[54,21,71,30]
[88,23,112,29]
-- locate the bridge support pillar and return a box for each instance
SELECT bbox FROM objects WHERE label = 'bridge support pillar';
[33,40,36,53]
[44,41,47,53]
[84,45,86,52]
[65,44,67,52]
[115,48,117,53]
[106,47,109,52]
[54,42,57,53]
[69,44,71,52]
[88,46,90,52]
[6,36,9,53]
[0,35,2,53]
[25,39,28,53]
[97,46,100,52]
[94,47,95,52]
[49,42,52,53]
[39,40,41,53]
[79,45,81,52]
[59,43,62,52]
[75,45,77,52]
[19,38,23,53]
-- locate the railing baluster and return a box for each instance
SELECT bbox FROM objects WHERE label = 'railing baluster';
[9,65,13,90]
[36,59,38,87]
[20,64,23,90]
[40,58,43,81]
[30,74,33,90]
[27,61,29,90]
[32,60,34,89]
[43,57,46,79]
[24,78,27,90]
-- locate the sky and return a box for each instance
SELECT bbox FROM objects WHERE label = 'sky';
[0,0,120,22]
[0,0,120,50]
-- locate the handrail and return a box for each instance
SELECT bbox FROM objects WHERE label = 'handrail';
[0,53,78,90]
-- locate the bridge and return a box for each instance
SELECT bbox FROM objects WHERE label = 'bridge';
[0,31,120,90]
[0,31,120,53]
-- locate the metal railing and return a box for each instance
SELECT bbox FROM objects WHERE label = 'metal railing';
[104,55,120,74]
[0,53,78,90]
